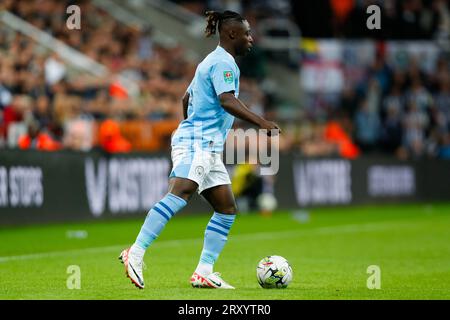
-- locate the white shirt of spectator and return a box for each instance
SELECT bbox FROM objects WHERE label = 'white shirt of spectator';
[44,57,67,85]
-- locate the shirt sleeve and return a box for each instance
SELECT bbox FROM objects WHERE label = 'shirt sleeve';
[211,61,237,97]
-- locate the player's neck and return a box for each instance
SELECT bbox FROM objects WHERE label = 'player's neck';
[218,42,236,59]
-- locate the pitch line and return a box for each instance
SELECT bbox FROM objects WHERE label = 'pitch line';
[0,221,409,263]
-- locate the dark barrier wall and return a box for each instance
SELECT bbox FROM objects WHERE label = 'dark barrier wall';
[0,150,449,225]
[0,150,211,226]
[279,155,450,207]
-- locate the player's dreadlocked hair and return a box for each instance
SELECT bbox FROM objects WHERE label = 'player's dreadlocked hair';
[204,10,244,37]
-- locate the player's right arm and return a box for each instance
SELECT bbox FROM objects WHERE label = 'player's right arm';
[182,91,189,120]
[219,92,280,135]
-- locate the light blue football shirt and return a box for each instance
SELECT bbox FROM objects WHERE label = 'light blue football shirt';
[171,45,240,152]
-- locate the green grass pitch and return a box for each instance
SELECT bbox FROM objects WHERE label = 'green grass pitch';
[0,203,449,300]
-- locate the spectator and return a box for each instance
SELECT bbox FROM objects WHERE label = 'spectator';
[18,120,61,151]
[63,119,94,151]
[300,121,339,157]
[0,84,12,109]
[380,99,403,153]
[44,53,66,86]
[354,99,381,152]
[324,119,360,159]
[1,95,32,139]
[98,119,132,153]
[406,76,433,112]
[138,27,154,61]
[438,132,450,159]
[434,77,450,125]
[382,85,404,118]
[33,95,53,130]
[403,101,429,158]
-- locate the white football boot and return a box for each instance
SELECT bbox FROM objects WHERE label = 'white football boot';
[190,272,235,289]
[119,248,145,289]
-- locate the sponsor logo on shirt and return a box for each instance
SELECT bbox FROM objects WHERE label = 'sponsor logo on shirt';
[223,71,234,84]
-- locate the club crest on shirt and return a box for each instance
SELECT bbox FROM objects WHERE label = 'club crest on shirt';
[223,71,234,84]
[195,166,205,177]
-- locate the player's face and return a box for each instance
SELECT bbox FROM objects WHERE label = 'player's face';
[235,20,253,56]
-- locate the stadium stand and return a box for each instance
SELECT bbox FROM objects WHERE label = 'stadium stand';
[0,0,449,160]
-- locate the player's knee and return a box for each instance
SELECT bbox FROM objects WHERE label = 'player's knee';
[218,203,238,215]
[168,178,198,201]
[173,189,195,202]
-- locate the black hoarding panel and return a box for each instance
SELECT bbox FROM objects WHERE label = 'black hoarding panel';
[0,150,210,226]
[0,150,449,225]
[289,156,449,209]
[352,157,421,204]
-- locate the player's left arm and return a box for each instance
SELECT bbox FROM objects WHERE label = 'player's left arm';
[212,62,280,135]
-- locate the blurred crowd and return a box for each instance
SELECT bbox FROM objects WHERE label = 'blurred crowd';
[0,0,449,160]
[287,51,450,160]
[0,0,269,153]
[174,0,450,40]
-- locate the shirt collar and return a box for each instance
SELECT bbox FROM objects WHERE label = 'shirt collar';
[216,45,235,62]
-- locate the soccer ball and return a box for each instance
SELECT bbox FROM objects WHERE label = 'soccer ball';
[257,193,278,212]
[256,255,293,288]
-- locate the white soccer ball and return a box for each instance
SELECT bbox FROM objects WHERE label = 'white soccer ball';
[256,255,293,288]
[257,193,278,212]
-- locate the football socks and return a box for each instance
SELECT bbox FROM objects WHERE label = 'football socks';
[134,193,187,250]
[196,212,236,276]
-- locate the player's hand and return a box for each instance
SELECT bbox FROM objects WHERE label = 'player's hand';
[260,120,281,136]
